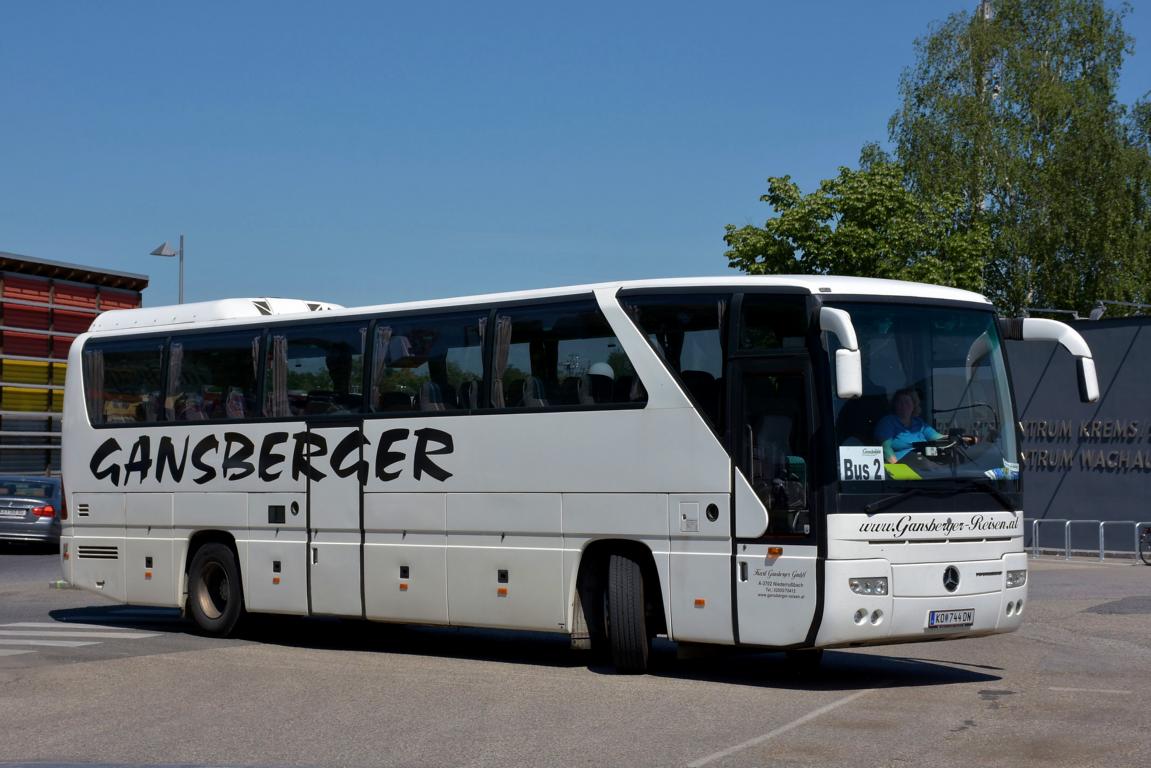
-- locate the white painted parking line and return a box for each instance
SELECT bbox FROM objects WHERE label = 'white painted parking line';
[687,688,876,768]
[0,649,34,657]
[0,639,99,648]
[1048,686,1132,695]
[2,621,145,630]
[0,629,159,640]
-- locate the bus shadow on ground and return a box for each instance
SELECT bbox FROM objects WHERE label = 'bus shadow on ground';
[239,614,1002,690]
[45,607,1001,690]
[650,648,1001,691]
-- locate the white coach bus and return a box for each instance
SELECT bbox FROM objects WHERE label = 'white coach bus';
[60,277,1098,673]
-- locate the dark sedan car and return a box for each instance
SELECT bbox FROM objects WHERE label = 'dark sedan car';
[0,476,63,547]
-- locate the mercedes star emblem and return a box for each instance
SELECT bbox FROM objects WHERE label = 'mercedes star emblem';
[943,566,961,592]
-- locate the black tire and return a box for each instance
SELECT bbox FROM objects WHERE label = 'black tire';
[785,648,825,673]
[1140,532,1151,566]
[605,552,651,674]
[187,542,245,636]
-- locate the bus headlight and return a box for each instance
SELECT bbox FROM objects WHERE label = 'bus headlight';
[848,577,888,595]
[1006,570,1027,588]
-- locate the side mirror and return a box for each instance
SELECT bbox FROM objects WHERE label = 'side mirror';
[820,307,862,399]
[1077,357,1099,403]
[965,331,991,382]
[999,317,1100,403]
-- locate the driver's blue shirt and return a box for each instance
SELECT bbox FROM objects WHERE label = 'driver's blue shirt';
[874,415,944,462]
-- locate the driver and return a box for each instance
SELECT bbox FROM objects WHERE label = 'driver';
[874,387,944,464]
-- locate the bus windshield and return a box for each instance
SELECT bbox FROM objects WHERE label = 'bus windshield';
[828,302,1019,485]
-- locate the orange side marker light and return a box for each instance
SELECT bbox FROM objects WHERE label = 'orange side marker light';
[768,546,784,558]
[694,598,706,608]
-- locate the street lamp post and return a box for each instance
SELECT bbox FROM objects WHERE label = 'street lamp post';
[149,234,185,304]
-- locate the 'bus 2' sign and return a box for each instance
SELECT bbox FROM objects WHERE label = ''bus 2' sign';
[88,428,455,487]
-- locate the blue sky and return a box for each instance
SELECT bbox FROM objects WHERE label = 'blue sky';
[2,1,1148,308]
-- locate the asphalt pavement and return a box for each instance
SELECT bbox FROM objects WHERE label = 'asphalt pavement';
[0,551,1148,768]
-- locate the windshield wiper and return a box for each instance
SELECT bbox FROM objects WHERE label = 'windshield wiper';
[957,479,1017,513]
[863,488,942,515]
[862,480,1017,515]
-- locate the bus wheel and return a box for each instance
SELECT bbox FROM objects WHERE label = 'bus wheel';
[188,543,245,636]
[785,649,824,673]
[605,552,651,674]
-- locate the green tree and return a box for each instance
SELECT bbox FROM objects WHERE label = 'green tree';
[890,0,1150,313]
[728,0,1151,315]
[725,148,990,288]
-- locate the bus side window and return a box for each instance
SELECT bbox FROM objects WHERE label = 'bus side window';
[264,322,367,418]
[370,312,486,414]
[491,299,645,410]
[83,339,165,425]
[165,331,261,422]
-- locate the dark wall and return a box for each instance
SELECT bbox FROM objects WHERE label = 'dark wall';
[1007,316,1151,551]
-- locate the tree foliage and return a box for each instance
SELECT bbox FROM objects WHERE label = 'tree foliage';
[728,0,1151,315]
[725,150,989,288]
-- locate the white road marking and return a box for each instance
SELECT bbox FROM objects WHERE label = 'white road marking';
[0,630,159,644]
[687,688,876,767]
[0,649,34,657]
[0,629,159,640]
[1048,686,1132,695]
[2,621,146,630]
[0,639,99,648]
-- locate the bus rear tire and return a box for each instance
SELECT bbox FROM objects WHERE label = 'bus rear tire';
[605,552,651,674]
[188,542,245,637]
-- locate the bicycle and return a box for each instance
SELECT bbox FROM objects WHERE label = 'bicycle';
[1140,525,1151,566]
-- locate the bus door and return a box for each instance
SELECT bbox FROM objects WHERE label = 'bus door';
[731,359,820,647]
[307,419,365,617]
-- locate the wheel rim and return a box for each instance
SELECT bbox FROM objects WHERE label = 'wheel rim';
[196,561,229,620]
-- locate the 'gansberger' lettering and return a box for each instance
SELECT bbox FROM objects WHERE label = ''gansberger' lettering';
[88,428,454,487]
[858,514,1019,539]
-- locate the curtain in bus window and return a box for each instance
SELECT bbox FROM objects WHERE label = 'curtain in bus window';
[371,326,392,410]
[82,348,105,425]
[492,316,513,409]
[265,335,290,418]
[165,342,184,420]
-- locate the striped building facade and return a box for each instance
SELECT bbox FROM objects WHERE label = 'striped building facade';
[0,251,148,474]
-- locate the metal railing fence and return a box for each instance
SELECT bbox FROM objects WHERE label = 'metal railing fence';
[1025,518,1151,562]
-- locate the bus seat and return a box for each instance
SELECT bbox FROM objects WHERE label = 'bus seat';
[457,380,479,410]
[378,391,415,411]
[560,376,584,405]
[510,377,548,408]
[584,372,614,404]
[419,381,446,412]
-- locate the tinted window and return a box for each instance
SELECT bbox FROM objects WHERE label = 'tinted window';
[167,331,262,421]
[739,295,808,351]
[622,293,727,430]
[370,312,486,412]
[492,300,645,409]
[265,322,367,417]
[83,339,165,424]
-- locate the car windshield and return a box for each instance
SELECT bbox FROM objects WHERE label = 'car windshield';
[827,303,1018,486]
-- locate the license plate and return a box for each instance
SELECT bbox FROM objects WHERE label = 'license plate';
[0,509,25,517]
[929,609,974,628]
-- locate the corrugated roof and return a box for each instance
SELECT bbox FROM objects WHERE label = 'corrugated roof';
[0,250,149,291]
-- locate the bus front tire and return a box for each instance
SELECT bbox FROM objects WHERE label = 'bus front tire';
[605,552,651,674]
[187,543,245,637]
